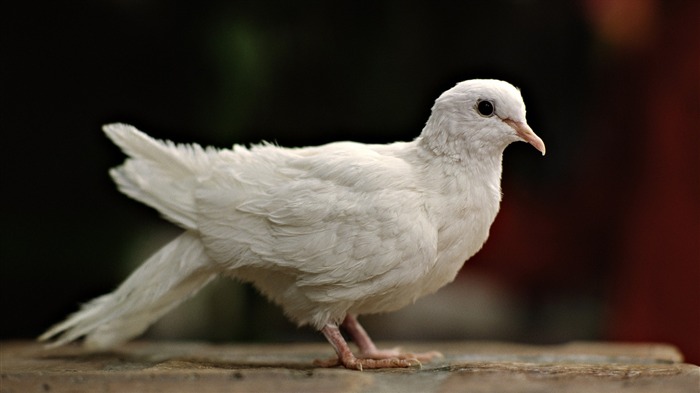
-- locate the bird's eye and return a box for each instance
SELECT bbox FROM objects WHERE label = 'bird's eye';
[476,100,495,117]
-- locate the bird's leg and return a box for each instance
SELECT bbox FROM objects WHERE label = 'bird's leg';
[314,323,420,370]
[341,314,380,354]
[342,314,443,363]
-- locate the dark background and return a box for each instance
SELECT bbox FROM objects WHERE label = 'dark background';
[2,1,698,363]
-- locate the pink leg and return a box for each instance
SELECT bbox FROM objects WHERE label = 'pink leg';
[342,314,443,362]
[341,314,380,354]
[314,323,421,370]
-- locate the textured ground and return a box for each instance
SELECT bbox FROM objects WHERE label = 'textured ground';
[1,340,698,392]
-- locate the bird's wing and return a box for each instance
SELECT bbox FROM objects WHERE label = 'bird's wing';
[194,142,438,303]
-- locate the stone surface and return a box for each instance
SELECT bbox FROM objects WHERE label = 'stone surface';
[1,341,698,392]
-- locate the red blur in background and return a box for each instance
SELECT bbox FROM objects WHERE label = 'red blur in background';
[471,0,699,364]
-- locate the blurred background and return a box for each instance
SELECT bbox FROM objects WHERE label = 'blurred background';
[2,1,698,364]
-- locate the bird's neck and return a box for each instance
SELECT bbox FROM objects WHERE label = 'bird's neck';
[417,115,509,165]
[413,125,507,191]
[396,134,505,216]
[412,140,504,198]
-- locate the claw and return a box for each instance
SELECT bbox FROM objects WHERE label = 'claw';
[317,318,440,370]
[314,355,421,370]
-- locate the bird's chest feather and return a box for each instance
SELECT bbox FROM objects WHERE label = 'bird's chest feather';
[353,181,502,316]
[419,168,502,294]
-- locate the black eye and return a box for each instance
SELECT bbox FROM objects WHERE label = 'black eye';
[476,100,495,117]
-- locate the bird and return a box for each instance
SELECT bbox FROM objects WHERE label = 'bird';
[39,79,545,370]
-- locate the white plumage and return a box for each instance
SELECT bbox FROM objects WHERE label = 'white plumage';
[40,79,545,370]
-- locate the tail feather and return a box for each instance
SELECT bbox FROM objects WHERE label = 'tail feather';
[103,123,217,230]
[39,231,216,349]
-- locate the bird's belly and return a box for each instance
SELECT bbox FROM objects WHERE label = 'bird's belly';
[349,232,488,316]
[347,261,463,316]
[350,210,494,316]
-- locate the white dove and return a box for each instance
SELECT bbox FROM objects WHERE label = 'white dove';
[40,79,545,370]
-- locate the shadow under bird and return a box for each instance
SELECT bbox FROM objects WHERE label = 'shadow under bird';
[40,79,546,370]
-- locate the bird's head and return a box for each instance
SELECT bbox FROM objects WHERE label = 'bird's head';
[419,79,545,161]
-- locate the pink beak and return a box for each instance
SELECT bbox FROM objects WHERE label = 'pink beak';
[503,119,546,156]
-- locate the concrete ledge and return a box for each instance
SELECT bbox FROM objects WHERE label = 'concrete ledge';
[1,341,698,392]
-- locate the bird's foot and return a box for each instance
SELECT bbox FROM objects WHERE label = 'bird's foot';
[314,347,443,370]
[359,347,443,363]
[313,352,422,371]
